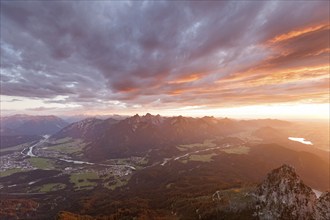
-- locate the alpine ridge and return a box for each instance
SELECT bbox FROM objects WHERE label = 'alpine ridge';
[255,164,329,220]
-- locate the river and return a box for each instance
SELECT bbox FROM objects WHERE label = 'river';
[23,135,50,157]
[22,136,136,170]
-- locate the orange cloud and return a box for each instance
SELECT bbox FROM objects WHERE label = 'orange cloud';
[168,74,203,84]
[214,63,329,93]
[216,21,329,88]
[246,65,330,86]
[169,89,185,95]
[305,48,330,57]
[269,23,329,43]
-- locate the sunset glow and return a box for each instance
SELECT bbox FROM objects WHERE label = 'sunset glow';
[0,1,329,120]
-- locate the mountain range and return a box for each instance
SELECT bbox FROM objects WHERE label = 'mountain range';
[0,114,329,219]
[0,114,68,148]
[1,114,68,136]
[52,114,297,161]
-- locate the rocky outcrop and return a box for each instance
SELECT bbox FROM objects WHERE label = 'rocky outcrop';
[315,191,330,220]
[255,164,317,220]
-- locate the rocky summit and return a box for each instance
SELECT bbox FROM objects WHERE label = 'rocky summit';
[255,164,329,220]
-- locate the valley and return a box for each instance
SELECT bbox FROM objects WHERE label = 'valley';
[0,114,329,219]
[0,137,140,193]
[1,133,251,195]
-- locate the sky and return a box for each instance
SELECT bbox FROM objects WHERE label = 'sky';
[0,1,329,119]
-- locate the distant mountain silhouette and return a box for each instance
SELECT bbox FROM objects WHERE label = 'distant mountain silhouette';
[53,114,247,160]
[253,126,287,141]
[1,114,68,136]
[51,114,306,162]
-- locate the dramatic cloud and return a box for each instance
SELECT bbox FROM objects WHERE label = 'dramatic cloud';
[0,1,329,117]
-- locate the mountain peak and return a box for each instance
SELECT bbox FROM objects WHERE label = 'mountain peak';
[73,117,102,127]
[255,164,317,219]
[269,164,297,179]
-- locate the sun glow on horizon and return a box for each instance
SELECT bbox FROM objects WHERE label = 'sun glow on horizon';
[1,95,329,120]
[163,103,330,120]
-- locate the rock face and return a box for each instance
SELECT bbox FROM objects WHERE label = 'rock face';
[255,164,317,220]
[315,191,330,220]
